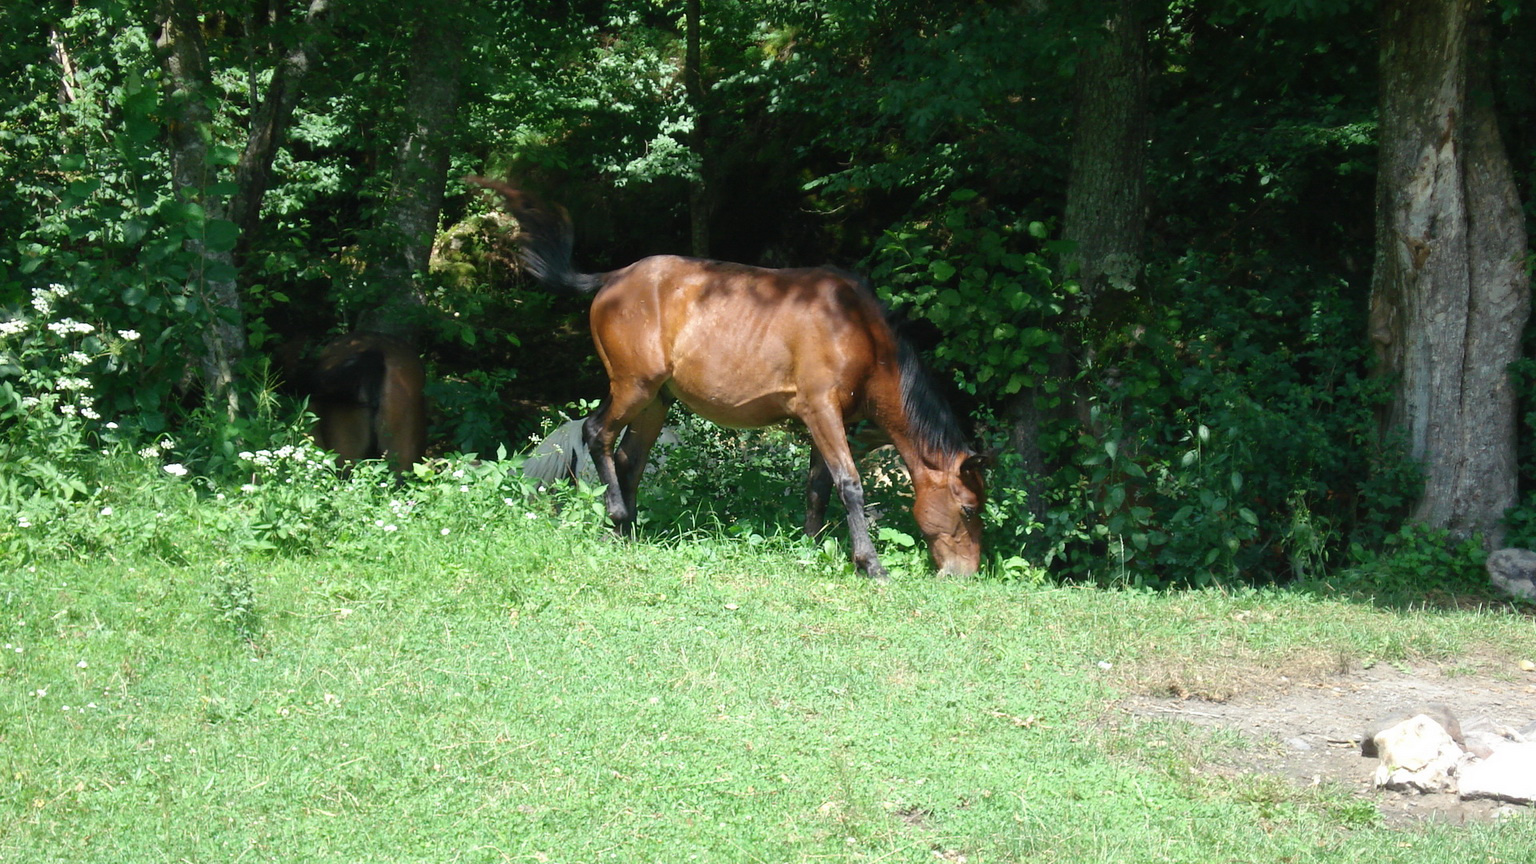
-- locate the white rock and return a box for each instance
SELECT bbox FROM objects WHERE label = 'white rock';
[1371,714,1464,793]
[1486,548,1536,601]
[1459,743,1536,805]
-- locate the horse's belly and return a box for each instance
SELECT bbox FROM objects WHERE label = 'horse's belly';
[665,377,793,429]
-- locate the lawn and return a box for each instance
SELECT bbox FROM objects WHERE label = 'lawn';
[3,511,1535,862]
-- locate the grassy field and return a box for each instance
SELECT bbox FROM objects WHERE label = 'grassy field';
[4,508,1535,863]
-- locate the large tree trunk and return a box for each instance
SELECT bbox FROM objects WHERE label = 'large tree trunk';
[1369,0,1530,548]
[1060,0,1148,300]
[1009,0,1148,513]
[158,0,243,418]
[358,14,464,340]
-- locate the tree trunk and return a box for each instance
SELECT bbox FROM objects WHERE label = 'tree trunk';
[684,0,711,258]
[1061,0,1148,301]
[1009,0,1149,515]
[158,0,243,418]
[358,14,464,340]
[230,0,332,257]
[1369,0,1530,548]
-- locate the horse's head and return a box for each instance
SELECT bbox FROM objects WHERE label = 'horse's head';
[913,451,987,576]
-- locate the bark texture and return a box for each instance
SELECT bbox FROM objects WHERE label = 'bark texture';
[1369,0,1530,547]
[158,0,243,417]
[1060,0,1148,300]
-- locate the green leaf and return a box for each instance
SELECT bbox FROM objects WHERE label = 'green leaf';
[123,219,149,247]
[929,260,956,282]
[205,262,239,284]
[209,144,241,167]
[203,219,240,253]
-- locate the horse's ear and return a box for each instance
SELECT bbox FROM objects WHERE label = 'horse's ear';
[963,450,995,474]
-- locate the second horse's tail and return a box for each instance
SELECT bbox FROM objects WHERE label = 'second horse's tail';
[465,176,605,294]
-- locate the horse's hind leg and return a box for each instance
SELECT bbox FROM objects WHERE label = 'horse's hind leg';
[614,399,667,521]
[583,381,661,532]
[805,448,832,538]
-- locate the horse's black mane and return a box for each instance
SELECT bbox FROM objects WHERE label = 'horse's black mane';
[894,332,973,458]
[842,274,973,458]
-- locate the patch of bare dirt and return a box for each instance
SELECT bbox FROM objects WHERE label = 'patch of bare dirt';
[1120,662,1536,827]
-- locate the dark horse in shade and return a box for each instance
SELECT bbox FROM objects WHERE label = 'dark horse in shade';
[468,176,984,580]
[309,331,427,477]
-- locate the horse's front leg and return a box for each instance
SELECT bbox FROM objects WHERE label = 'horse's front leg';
[802,411,887,582]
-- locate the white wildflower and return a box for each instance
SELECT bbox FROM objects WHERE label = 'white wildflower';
[163,463,188,477]
[117,329,141,341]
[0,319,25,336]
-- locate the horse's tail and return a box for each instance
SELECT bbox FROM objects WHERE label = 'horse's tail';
[464,175,606,294]
[313,341,387,409]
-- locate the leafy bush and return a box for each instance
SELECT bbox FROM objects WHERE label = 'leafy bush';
[1011,255,1417,588]
[639,411,810,539]
[1308,525,1493,605]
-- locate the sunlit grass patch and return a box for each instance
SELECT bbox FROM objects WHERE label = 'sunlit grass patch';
[3,479,1535,862]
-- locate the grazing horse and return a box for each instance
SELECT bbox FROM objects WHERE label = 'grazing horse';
[309,331,427,476]
[468,176,985,580]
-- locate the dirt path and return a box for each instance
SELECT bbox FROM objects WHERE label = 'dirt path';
[1121,662,1536,826]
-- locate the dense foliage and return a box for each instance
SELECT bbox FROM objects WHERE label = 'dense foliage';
[3,0,1535,593]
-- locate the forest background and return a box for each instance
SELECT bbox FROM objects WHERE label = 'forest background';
[3,0,1535,593]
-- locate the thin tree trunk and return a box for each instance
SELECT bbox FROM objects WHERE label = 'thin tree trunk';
[1369,0,1529,548]
[359,14,463,340]
[158,0,243,418]
[230,0,333,256]
[684,0,711,258]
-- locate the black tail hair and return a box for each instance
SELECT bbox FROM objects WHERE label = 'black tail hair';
[464,176,605,294]
[312,347,386,409]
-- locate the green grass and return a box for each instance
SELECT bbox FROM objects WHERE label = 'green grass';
[3,511,1535,862]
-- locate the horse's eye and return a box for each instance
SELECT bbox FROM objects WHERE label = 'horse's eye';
[961,505,978,519]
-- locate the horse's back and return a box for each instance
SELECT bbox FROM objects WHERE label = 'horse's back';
[591,256,895,426]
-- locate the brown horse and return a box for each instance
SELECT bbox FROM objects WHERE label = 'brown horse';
[468,177,985,580]
[309,331,427,476]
